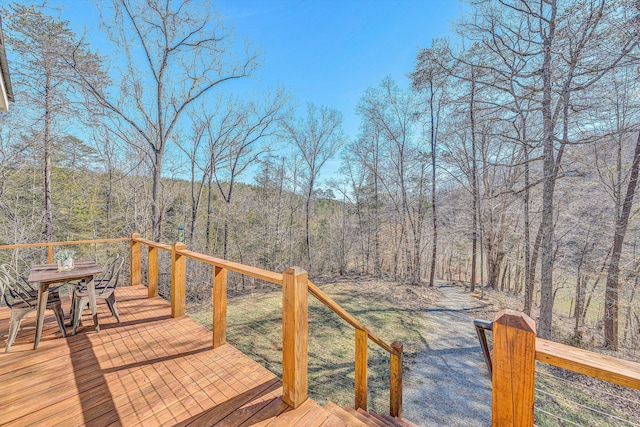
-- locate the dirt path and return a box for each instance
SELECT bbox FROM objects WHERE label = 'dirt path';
[403,282,492,426]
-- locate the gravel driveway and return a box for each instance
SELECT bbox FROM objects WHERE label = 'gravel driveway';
[403,283,492,426]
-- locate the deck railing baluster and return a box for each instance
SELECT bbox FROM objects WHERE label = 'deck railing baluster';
[130,233,141,287]
[213,266,227,348]
[390,341,403,418]
[355,328,368,411]
[282,266,309,408]
[147,244,158,298]
[171,242,187,318]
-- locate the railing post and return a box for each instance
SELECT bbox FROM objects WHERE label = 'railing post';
[282,266,308,408]
[47,244,53,263]
[492,309,536,427]
[130,233,141,287]
[355,328,368,411]
[212,266,227,348]
[148,245,158,298]
[390,341,403,418]
[171,242,187,318]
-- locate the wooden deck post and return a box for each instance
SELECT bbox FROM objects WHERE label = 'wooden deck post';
[212,266,227,348]
[390,341,403,418]
[148,245,158,298]
[130,233,141,287]
[355,328,368,411]
[171,242,187,318]
[492,309,536,427]
[282,266,308,408]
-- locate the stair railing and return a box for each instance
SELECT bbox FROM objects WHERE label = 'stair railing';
[479,310,640,426]
[130,233,404,418]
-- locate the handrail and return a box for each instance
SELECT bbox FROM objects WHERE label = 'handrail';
[130,237,283,285]
[536,338,640,390]
[473,319,493,376]
[485,311,640,426]
[178,249,284,286]
[0,237,131,263]
[308,280,398,355]
[132,237,172,252]
[472,318,640,391]
[0,237,130,250]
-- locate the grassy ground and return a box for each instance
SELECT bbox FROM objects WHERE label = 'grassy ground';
[189,276,438,414]
[534,364,640,426]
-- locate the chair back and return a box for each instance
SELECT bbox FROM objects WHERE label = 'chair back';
[94,254,120,286]
[97,257,124,294]
[101,254,120,274]
[0,264,37,308]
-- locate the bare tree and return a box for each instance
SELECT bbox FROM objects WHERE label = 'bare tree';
[603,134,640,349]
[210,90,288,259]
[357,78,426,284]
[457,0,638,338]
[68,0,259,241]
[282,103,346,272]
[411,39,450,287]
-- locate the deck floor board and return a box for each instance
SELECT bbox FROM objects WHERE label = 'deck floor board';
[0,285,316,426]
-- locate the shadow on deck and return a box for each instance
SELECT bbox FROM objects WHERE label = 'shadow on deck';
[0,285,303,426]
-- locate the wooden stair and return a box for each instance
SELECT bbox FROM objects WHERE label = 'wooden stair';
[248,399,419,426]
[320,401,420,427]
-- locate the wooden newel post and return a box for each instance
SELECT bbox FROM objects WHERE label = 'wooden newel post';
[492,309,536,427]
[212,266,227,348]
[282,266,308,408]
[130,233,141,287]
[390,341,403,418]
[171,242,187,318]
[148,245,158,298]
[355,328,368,411]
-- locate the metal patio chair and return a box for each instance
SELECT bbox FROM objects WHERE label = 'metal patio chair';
[0,264,67,352]
[69,254,120,318]
[71,256,124,335]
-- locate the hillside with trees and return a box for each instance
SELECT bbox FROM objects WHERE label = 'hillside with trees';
[0,0,639,354]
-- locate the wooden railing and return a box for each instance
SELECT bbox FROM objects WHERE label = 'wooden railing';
[129,233,404,417]
[0,237,130,263]
[492,309,640,426]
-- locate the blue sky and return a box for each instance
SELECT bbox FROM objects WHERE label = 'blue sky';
[46,0,463,181]
[216,0,463,137]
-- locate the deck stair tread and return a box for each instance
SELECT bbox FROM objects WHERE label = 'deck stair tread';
[360,409,395,426]
[379,414,421,427]
[324,402,368,426]
[343,406,388,427]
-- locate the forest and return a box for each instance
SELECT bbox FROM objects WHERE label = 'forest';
[0,0,639,353]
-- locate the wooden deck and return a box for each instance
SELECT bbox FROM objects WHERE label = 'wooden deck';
[0,285,334,426]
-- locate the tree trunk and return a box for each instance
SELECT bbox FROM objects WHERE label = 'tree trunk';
[429,80,438,288]
[604,132,640,350]
[470,67,478,292]
[305,180,313,271]
[151,150,164,242]
[223,198,230,259]
[205,165,213,253]
[44,71,53,242]
[523,128,532,313]
[538,2,558,339]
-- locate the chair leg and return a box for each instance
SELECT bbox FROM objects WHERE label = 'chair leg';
[69,293,76,319]
[72,296,89,336]
[105,292,121,323]
[51,303,67,338]
[5,307,33,352]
